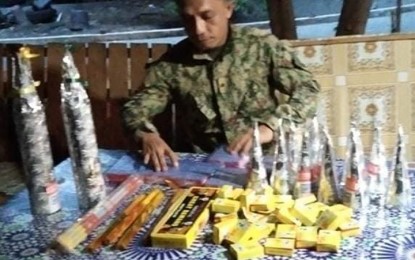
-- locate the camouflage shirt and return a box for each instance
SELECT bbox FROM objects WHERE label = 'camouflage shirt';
[123,26,320,152]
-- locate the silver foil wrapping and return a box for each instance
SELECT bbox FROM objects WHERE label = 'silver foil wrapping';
[293,130,312,198]
[246,121,270,194]
[287,122,303,189]
[270,120,291,195]
[61,50,106,211]
[318,128,340,205]
[342,125,368,210]
[367,122,388,205]
[309,117,322,195]
[387,125,412,209]
[12,47,61,215]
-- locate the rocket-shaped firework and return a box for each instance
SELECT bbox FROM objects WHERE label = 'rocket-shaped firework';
[287,122,303,189]
[12,47,61,215]
[342,124,368,210]
[309,117,322,195]
[293,130,312,198]
[270,120,291,195]
[366,121,388,204]
[318,128,341,205]
[246,121,270,194]
[61,49,106,211]
[387,125,412,209]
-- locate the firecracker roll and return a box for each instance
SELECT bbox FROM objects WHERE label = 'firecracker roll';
[342,124,368,210]
[270,120,291,195]
[293,130,312,198]
[317,128,340,205]
[61,49,106,211]
[12,47,61,215]
[246,121,270,194]
[367,121,388,204]
[387,125,412,209]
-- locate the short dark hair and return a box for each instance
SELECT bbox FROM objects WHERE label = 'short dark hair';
[175,0,234,7]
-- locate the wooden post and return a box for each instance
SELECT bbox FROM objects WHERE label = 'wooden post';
[336,0,373,36]
[266,0,297,40]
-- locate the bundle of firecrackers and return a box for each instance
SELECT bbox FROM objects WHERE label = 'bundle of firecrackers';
[11,46,106,215]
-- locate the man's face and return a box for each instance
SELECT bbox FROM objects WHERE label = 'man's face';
[179,0,234,52]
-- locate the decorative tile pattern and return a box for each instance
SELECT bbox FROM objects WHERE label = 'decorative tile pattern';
[412,40,415,68]
[412,84,415,132]
[316,89,334,133]
[295,45,333,75]
[349,85,396,132]
[348,42,395,72]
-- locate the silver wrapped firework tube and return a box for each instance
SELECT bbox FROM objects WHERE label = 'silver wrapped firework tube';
[387,125,412,209]
[293,130,312,198]
[12,47,61,215]
[309,117,323,195]
[342,125,368,210]
[318,128,341,205]
[287,122,303,189]
[366,121,388,205]
[270,119,291,195]
[61,49,106,211]
[246,121,270,194]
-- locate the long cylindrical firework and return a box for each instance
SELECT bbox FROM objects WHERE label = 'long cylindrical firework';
[12,47,61,215]
[366,121,388,204]
[270,120,290,195]
[342,124,368,210]
[61,49,106,211]
[387,125,412,209]
[318,128,340,205]
[293,130,312,198]
[246,121,270,194]
[309,117,322,195]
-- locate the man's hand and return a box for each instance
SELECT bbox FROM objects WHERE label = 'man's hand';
[227,124,274,155]
[139,132,179,172]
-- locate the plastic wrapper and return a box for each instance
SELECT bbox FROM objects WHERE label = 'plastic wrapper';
[61,49,106,211]
[342,124,368,210]
[246,121,270,194]
[387,125,412,209]
[12,47,61,215]
[293,130,312,198]
[309,117,322,195]
[270,120,291,195]
[287,122,303,189]
[366,122,388,205]
[318,128,340,205]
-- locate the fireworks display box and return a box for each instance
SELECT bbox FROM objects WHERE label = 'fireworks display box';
[151,187,218,249]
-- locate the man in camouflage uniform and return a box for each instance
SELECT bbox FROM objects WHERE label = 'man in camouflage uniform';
[123,0,320,171]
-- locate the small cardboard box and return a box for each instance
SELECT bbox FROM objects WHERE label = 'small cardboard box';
[264,238,295,257]
[275,224,297,239]
[296,226,318,248]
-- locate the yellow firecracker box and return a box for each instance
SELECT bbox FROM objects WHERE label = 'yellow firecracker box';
[294,194,317,205]
[232,188,244,200]
[275,224,297,239]
[296,226,318,248]
[151,187,217,249]
[315,209,347,230]
[264,238,295,257]
[224,221,253,245]
[213,217,238,245]
[316,230,341,252]
[250,194,275,212]
[339,219,361,238]
[218,185,233,199]
[212,198,240,214]
[290,203,319,226]
[308,202,329,213]
[240,189,255,208]
[275,199,295,210]
[330,204,353,219]
[276,208,301,226]
[249,222,275,241]
[213,212,238,224]
[230,242,264,260]
[273,194,293,203]
[241,207,269,224]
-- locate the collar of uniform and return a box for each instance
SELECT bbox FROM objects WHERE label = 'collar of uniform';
[190,25,236,62]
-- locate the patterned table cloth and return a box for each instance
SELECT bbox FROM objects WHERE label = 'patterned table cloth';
[1,149,415,260]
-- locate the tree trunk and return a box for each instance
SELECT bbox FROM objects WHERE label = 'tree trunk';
[336,0,373,36]
[266,0,297,40]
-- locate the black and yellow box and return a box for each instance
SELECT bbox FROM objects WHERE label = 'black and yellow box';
[151,187,217,249]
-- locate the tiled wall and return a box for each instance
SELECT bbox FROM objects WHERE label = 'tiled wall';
[292,35,415,160]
